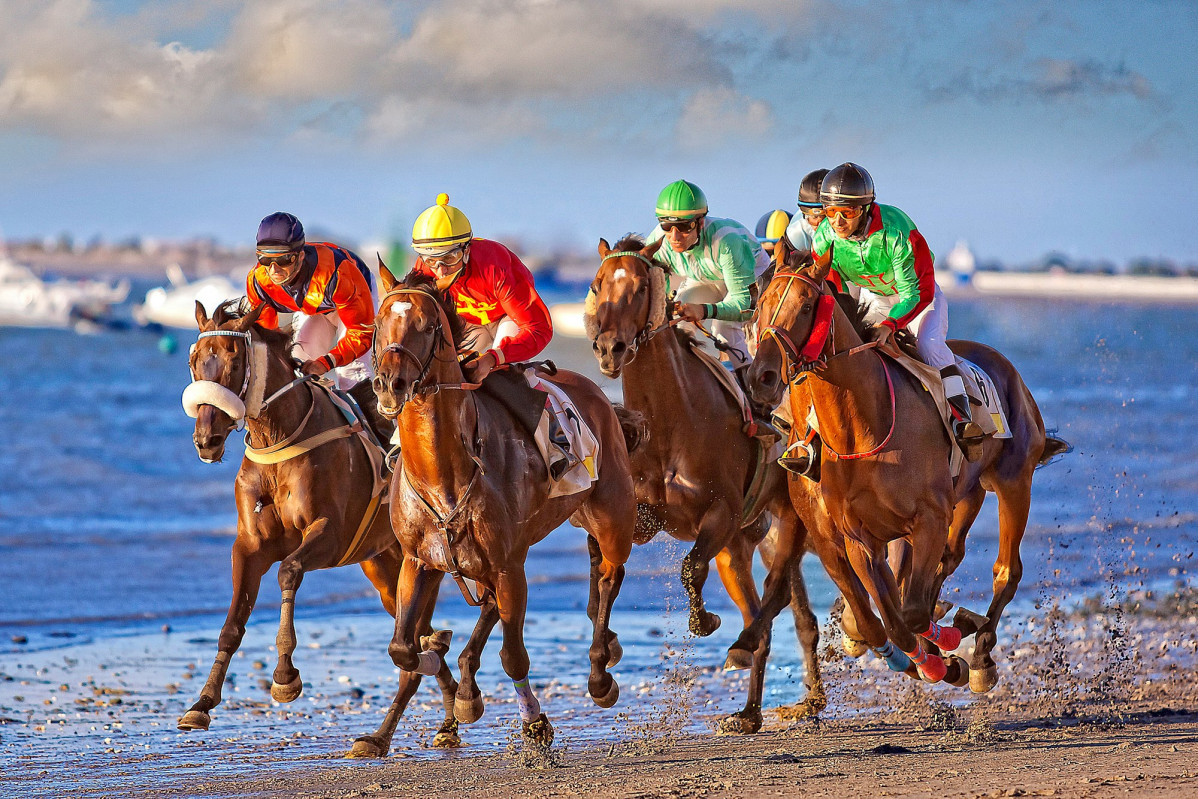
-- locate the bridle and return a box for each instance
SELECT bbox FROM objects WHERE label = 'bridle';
[188,328,312,428]
[755,269,896,460]
[372,287,484,416]
[593,250,675,363]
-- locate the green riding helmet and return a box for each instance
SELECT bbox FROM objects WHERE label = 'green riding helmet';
[655,179,708,221]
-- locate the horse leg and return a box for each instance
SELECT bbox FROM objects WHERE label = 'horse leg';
[455,598,501,724]
[178,536,273,731]
[785,554,826,716]
[583,534,626,709]
[681,503,736,637]
[970,472,1034,693]
[357,560,462,749]
[352,557,448,758]
[272,518,343,702]
[844,534,944,682]
[495,568,554,750]
[837,598,869,658]
[715,533,763,670]
[814,537,896,669]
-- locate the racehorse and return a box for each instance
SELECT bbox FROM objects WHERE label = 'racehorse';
[359,268,639,753]
[587,236,825,732]
[177,300,461,747]
[744,257,1070,690]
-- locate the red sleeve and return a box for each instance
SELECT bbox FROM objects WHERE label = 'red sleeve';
[245,269,279,330]
[488,247,553,364]
[325,263,377,367]
[885,230,936,331]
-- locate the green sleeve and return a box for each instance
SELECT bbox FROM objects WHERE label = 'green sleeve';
[711,236,757,322]
[885,233,921,322]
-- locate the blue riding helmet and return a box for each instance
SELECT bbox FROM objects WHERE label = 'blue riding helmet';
[256,212,305,251]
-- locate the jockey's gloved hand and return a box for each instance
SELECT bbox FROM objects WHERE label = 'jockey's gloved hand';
[872,324,894,349]
[675,302,706,323]
[464,351,498,383]
[301,358,331,376]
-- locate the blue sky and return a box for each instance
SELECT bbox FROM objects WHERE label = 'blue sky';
[0,0,1194,264]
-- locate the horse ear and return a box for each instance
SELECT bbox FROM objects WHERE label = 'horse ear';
[805,249,832,282]
[598,238,611,258]
[194,300,210,330]
[235,300,267,332]
[641,238,664,260]
[378,254,398,293]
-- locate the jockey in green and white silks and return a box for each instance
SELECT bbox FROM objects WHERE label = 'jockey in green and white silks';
[646,179,770,364]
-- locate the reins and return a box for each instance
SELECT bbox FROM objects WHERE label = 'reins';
[757,270,896,460]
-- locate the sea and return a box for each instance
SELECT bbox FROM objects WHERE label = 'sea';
[0,285,1195,793]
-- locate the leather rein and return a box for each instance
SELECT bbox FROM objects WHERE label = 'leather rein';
[756,271,897,460]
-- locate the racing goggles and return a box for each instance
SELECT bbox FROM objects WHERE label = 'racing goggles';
[801,207,827,220]
[422,245,466,267]
[823,205,866,221]
[659,217,699,233]
[257,250,300,268]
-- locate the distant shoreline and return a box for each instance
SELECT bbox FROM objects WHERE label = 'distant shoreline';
[941,270,1198,301]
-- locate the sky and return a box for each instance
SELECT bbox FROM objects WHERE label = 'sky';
[0,0,1194,265]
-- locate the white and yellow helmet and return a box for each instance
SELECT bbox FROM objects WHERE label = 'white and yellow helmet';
[411,193,472,256]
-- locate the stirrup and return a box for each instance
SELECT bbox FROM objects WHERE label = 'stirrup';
[778,437,820,480]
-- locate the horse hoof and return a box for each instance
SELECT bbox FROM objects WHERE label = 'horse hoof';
[177,710,211,731]
[346,736,387,758]
[719,711,762,735]
[523,713,554,747]
[454,692,485,724]
[953,607,989,637]
[933,600,955,622]
[944,656,971,688]
[690,611,721,637]
[723,647,755,672]
[420,629,453,656]
[432,724,462,748]
[969,664,999,694]
[842,633,869,658]
[271,675,304,703]
[606,636,623,668]
[590,676,620,709]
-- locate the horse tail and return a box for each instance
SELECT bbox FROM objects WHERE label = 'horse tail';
[613,404,650,454]
[1037,428,1073,468]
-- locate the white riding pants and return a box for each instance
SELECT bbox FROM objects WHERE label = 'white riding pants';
[858,283,954,370]
[674,278,752,365]
[292,312,374,390]
[459,318,520,359]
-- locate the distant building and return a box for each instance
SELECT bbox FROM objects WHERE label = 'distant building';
[942,239,976,286]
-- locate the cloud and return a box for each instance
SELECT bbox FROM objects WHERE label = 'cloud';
[675,87,773,150]
[926,57,1163,107]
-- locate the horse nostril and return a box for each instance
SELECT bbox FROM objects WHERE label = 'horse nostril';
[612,341,626,355]
[592,340,601,353]
[372,376,384,393]
[761,370,778,387]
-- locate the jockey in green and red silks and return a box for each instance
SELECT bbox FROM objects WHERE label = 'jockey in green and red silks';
[810,163,983,450]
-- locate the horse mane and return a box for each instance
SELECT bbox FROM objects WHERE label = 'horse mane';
[213,299,297,362]
[614,233,673,273]
[831,289,920,359]
[400,270,468,346]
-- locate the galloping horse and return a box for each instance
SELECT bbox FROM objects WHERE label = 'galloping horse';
[588,236,824,732]
[744,258,1069,690]
[178,300,460,748]
[360,268,638,753]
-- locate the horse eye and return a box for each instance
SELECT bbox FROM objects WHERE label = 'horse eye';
[590,279,601,294]
[636,284,647,295]
[800,302,813,314]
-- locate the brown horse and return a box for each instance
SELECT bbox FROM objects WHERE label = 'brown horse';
[360,268,638,753]
[177,300,461,748]
[744,259,1069,690]
[587,236,824,732]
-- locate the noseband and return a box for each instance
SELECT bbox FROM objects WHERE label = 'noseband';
[185,328,312,426]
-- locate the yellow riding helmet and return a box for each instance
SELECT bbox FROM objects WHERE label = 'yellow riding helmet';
[412,193,472,255]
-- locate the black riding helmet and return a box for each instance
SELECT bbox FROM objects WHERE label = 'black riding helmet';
[797,168,830,208]
[819,163,875,207]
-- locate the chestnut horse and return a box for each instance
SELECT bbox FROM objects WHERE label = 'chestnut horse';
[360,268,638,752]
[177,300,461,748]
[744,260,1069,690]
[588,236,824,732]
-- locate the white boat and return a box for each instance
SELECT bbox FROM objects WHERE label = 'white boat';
[134,264,244,329]
[549,302,589,338]
[0,256,129,329]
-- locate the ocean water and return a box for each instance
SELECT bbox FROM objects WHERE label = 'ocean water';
[0,293,1195,791]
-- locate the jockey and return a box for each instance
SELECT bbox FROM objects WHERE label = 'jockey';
[811,162,984,451]
[646,179,771,366]
[245,211,376,391]
[755,209,792,260]
[783,168,829,259]
[408,194,553,383]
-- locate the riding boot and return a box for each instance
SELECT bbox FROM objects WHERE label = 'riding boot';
[941,369,984,461]
[545,410,573,481]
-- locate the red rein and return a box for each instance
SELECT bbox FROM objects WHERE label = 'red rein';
[799,294,836,363]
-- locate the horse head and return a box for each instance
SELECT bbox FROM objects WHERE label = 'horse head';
[185,299,269,462]
[588,236,666,378]
[745,250,832,408]
[373,263,463,417]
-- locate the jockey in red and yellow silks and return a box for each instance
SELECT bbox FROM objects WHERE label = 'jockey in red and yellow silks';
[408,194,552,382]
[244,211,376,389]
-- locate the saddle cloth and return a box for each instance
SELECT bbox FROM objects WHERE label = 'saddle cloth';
[685,338,756,432]
[319,379,390,499]
[525,372,601,499]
